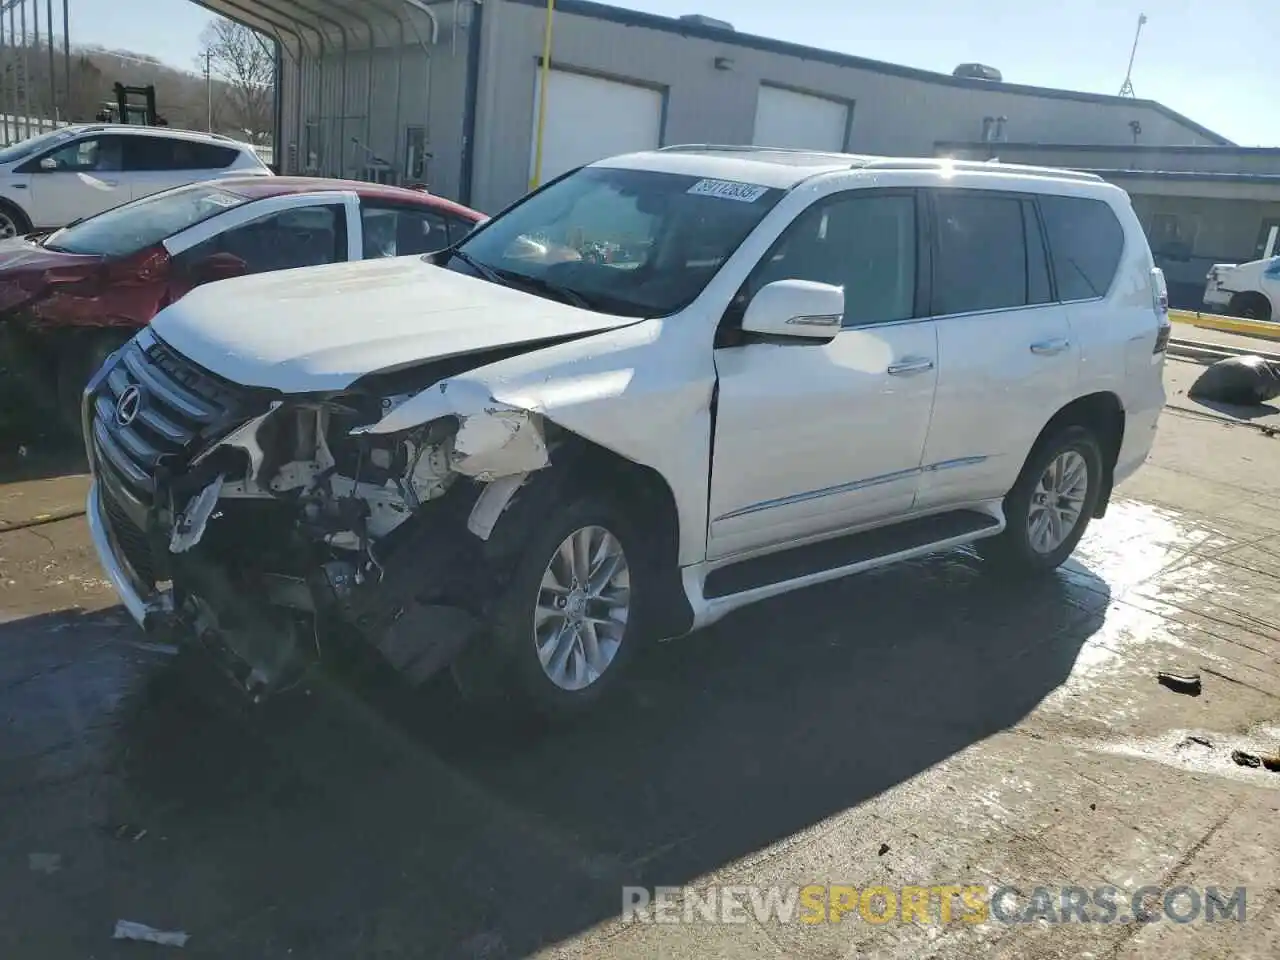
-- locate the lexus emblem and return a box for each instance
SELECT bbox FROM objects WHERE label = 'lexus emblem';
[114,385,143,427]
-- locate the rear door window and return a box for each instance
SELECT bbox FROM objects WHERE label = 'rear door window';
[1038,195,1125,301]
[360,203,453,258]
[173,203,347,278]
[931,190,1029,315]
[121,135,177,172]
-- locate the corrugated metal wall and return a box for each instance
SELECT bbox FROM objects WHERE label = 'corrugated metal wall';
[289,46,428,179]
[272,6,471,202]
[469,1,1227,212]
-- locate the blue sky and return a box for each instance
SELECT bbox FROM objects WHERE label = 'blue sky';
[73,0,1276,146]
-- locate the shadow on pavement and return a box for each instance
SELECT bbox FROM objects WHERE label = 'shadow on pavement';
[1189,395,1279,422]
[1,549,1109,959]
[0,372,84,484]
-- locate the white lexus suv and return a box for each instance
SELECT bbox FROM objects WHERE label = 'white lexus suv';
[83,146,1170,717]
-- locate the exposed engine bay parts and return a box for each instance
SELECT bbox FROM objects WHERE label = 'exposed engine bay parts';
[86,329,577,704]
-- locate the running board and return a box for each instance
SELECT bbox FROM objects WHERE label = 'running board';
[702,509,1002,600]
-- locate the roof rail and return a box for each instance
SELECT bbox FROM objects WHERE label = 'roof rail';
[862,156,1105,182]
[658,143,853,159]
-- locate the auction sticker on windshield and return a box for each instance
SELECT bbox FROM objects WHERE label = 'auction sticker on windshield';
[686,179,769,203]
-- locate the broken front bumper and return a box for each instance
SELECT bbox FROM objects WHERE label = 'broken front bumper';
[86,479,164,628]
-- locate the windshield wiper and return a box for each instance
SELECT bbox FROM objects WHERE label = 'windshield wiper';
[497,271,594,310]
[448,248,596,311]
[448,248,506,286]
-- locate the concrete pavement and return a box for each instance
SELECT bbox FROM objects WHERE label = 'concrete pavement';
[0,377,1278,958]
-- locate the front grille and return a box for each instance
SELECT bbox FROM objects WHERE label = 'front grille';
[89,328,269,506]
[100,483,156,585]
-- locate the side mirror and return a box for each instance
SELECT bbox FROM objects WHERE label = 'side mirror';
[39,156,57,171]
[189,252,248,286]
[741,279,844,341]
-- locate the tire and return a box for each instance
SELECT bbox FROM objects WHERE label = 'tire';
[463,492,650,720]
[56,331,132,437]
[1230,293,1272,323]
[0,200,31,240]
[978,425,1104,575]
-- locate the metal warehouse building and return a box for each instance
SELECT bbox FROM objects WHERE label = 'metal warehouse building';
[201,0,1275,305]
[200,0,1226,200]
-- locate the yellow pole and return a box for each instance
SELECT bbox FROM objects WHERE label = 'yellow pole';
[530,0,556,190]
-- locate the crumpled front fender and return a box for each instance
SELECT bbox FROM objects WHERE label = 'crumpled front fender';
[352,377,551,479]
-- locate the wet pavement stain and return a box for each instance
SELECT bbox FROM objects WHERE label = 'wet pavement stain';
[0,490,1277,958]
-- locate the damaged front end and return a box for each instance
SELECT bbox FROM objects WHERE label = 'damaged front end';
[86,328,552,701]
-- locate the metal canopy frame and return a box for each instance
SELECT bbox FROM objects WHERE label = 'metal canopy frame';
[191,0,444,175]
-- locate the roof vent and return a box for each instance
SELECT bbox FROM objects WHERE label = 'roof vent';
[953,63,1002,82]
[679,14,735,31]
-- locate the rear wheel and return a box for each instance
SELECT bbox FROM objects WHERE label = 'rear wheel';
[1229,292,1273,323]
[978,426,1104,574]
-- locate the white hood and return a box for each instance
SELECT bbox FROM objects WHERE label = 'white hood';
[151,255,639,392]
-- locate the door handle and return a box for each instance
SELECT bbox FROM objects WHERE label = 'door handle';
[1030,338,1071,356]
[887,356,935,376]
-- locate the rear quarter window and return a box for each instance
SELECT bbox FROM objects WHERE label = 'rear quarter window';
[1038,195,1125,302]
[179,142,240,170]
[122,136,240,172]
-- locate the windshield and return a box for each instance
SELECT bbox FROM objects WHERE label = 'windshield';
[43,184,250,257]
[449,166,784,317]
[0,127,77,165]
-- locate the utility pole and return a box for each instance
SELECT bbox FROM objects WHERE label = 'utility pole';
[202,49,212,132]
[60,0,67,119]
[45,0,54,119]
[1118,13,1147,98]
[20,0,29,137]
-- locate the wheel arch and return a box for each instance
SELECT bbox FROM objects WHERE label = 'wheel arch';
[1228,289,1274,322]
[483,428,695,641]
[0,195,32,233]
[1027,392,1125,519]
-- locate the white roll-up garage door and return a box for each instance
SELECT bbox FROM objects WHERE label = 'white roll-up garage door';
[529,70,664,184]
[752,85,850,152]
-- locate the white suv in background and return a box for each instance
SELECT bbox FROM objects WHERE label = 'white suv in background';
[1203,256,1278,322]
[84,147,1169,718]
[0,124,271,238]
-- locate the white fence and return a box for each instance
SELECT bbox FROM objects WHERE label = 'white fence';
[0,114,68,145]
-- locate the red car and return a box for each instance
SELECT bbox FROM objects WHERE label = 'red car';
[0,176,486,429]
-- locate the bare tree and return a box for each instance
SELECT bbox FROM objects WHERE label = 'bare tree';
[66,54,105,121]
[197,18,274,142]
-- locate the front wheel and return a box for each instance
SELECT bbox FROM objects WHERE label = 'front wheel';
[978,426,1104,574]
[463,494,648,719]
[0,201,31,240]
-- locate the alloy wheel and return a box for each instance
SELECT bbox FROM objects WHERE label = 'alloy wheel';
[533,524,630,692]
[1026,450,1089,554]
